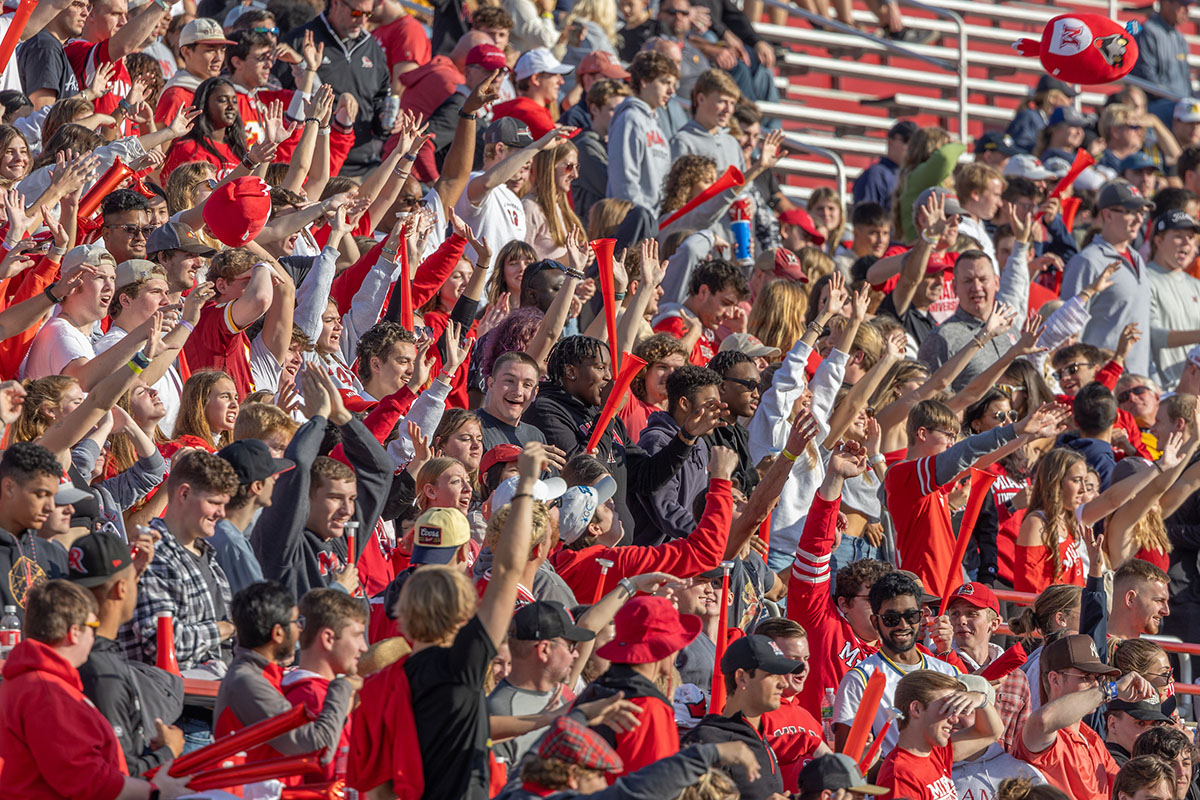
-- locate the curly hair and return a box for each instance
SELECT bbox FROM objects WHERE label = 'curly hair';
[661,155,718,215]
[481,306,545,380]
[164,160,217,214]
[546,335,606,386]
[355,321,416,384]
[167,448,239,495]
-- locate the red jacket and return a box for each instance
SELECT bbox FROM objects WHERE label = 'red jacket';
[282,670,352,782]
[0,253,59,379]
[330,233,467,319]
[0,638,129,799]
[762,695,825,793]
[786,493,879,717]
[347,655,424,799]
[549,478,733,599]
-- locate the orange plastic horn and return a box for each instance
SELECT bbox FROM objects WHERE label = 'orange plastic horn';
[586,354,647,455]
[0,0,36,80]
[590,238,619,373]
[658,165,745,231]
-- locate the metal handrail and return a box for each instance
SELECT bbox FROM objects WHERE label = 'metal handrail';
[783,137,848,205]
[1120,72,1184,102]
[760,0,969,142]
[896,0,969,143]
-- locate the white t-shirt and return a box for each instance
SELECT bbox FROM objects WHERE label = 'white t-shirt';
[833,650,960,758]
[21,315,95,380]
[94,325,184,435]
[454,171,525,277]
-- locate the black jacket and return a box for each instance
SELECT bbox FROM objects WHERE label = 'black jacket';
[79,636,181,776]
[1164,451,1200,643]
[0,527,65,619]
[527,383,692,543]
[253,415,394,600]
[704,422,757,496]
[683,712,784,800]
[283,15,390,175]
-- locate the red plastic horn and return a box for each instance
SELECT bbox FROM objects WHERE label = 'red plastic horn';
[585,354,647,455]
[938,468,998,616]
[590,238,619,373]
[658,165,745,231]
[841,668,886,763]
[168,703,317,776]
[0,0,36,78]
[708,563,732,714]
[1061,195,1082,232]
[155,613,180,676]
[78,158,136,221]
[1040,149,1094,217]
[184,749,327,792]
[282,781,349,800]
[398,225,413,331]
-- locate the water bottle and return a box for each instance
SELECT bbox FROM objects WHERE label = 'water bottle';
[821,687,836,746]
[381,94,401,131]
[0,605,19,658]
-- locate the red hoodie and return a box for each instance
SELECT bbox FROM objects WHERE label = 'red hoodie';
[347,654,424,798]
[0,638,129,799]
[549,479,733,599]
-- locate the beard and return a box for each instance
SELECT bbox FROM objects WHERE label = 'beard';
[881,627,917,654]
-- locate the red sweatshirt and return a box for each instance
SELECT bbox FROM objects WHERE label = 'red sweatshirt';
[0,638,129,799]
[786,493,879,717]
[549,478,733,599]
[330,233,467,320]
[347,655,425,799]
[1054,360,1152,459]
[762,694,825,793]
[0,254,59,380]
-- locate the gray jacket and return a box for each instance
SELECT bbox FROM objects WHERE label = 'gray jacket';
[1061,234,1153,376]
[608,96,672,211]
[72,440,166,542]
[1131,12,1192,99]
[917,307,1016,391]
[670,120,744,171]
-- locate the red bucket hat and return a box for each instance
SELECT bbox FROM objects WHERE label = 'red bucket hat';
[596,596,702,664]
[202,176,272,247]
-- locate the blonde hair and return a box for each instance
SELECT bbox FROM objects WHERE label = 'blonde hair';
[485,502,550,557]
[561,0,616,43]
[164,160,215,214]
[796,246,835,280]
[676,770,739,800]
[233,402,300,441]
[807,186,845,256]
[394,565,477,644]
[747,279,809,354]
[13,375,78,443]
[1099,103,1136,139]
[415,456,466,511]
[894,670,964,729]
[528,140,583,249]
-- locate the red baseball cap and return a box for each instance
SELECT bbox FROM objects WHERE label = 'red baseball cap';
[466,43,507,71]
[777,208,826,246]
[754,246,809,283]
[480,443,522,475]
[579,51,631,80]
[596,596,701,665]
[202,176,271,247]
[948,581,1000,614]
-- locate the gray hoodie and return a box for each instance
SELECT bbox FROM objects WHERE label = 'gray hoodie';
[607,96,671,211]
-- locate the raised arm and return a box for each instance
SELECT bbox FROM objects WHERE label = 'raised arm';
[1021,672,1154,753]
[467,126,572,206]
[108,0,170,60]
[824,325,903,447]
[434,71,499,212]
[525,227,586,369]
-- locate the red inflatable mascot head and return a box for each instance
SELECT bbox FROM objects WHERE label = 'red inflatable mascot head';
[1014,14,1140,86]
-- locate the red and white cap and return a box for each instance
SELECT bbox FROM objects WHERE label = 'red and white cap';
[202,176,272,247]
[948,581,1000,614]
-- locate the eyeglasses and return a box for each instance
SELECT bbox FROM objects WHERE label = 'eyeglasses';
[252,26,280,35]
[933,428,959,441]
[1117,385,1154,403]
[105,223,156,238]
[990,409,1019,423]
[878,609,923,627]
[724,376,762,393]
[291,615,305,630]
[662,8,690,14]
[1059,669,1100,684]
[1051,361,1092,381]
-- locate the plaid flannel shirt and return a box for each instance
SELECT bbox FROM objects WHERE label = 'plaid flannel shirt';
[957,642,1032,752]
[118,518,232,669]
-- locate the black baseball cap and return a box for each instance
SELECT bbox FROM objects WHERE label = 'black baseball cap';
[217,439,295,485]
[511,601,596,643]
[483,117,534,148]
[798,754,888,796]
[720,634,804,675]
[68,531,133,587]
[889,120,918,142]
[145,221,217,257]
[1108,698,1175,722]
[975,131,1021,157]
[1153,208,1200,234]
[1037,74,1078,98]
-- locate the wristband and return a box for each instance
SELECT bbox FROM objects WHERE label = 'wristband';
[540,11,553,18]
[48,244,67,257]
[3,237,18,250]
[241,155,260,170]
[318,126,331,136]
[458,110,478,120]
[613,291,626,300]
[177,319,195,333]
[806,321,824,335]
[971,334,987,348]
[381,247,398,259]
[1105,680,1119,703]
[131,351,151,370]
[153,0,169,11]
[402,153,417,162]
[618,577,636,597]
[1152,459,1165,473]
[149,788,161,800]
[126,360,144,376]
[920,228,938,245]
[118,98,135,114]
[43,283,65,303]
[868,452,885,466]
[511,492,533,501]
[303,116,321,125]
[564,268,585,280]
[781,449,798,462]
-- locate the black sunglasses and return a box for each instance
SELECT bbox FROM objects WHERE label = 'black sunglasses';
[724,376,762,392]
[1117,385,1154,403]
[1051,361,1091,382]
[878,609,923,627]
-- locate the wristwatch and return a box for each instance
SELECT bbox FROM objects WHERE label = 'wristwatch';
[458,110,478,120]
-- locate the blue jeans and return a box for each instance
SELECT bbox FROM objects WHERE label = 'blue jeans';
[179,714,214,754]
[830,533,881,592]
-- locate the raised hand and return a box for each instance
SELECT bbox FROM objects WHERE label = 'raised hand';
[916,189,946,236]
[1159,430,1187,471]
[463,69,502,114]
[1116,323,1142,361]
[181,281,216,324]
[708,445,738,480]
[518,441,550,480]
[334,93,359,128]
[5,189,33,237]
[300,362,332,421]
[301,29,325,73]
[56,262,97,298]
[1008,205,1035,244]
[640,237,663,286]
[442,321,472,375]
[820,270,847,320]
[1085,261,1120,297]
[1013,312,1047,357]
[755,129,785,171]
[305,83,335,121]
[828,439,868,478]
[85,60,117,102]
[263,99,295,145]
[167,106,202,138]
[0,380,26,426]
[982,300,1017,339]
[1016,402,1071,439]
[785,409,819,456]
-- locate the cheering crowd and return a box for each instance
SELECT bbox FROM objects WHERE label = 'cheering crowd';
[0,0,1197,797]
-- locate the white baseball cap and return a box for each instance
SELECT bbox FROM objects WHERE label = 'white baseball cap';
[514,48,575,81]
[557,476,618,544]
[1175,98,1200,123]
[1003,153,1057,181]
[487,474,568,517]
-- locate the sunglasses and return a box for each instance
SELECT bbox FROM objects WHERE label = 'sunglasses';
[252,26,280,35]
[338,0,370,17]
[83,619,100,629]
[997,382,1024,396]
[1117,385,1154,403]
[724,376,762,393]
[105,223,156,238]
[662,7,690,14]
[990,409,1019,423]
[878,609,923,627]
[1051,361,1092,381]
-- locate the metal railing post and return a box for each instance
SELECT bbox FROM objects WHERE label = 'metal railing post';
[897,0,970,142]
[783,138,847,206]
